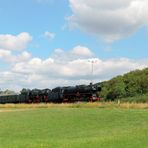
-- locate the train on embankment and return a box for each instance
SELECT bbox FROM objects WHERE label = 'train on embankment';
[0,83,101,104]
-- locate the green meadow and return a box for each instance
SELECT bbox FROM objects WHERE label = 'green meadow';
[0,105,148,148]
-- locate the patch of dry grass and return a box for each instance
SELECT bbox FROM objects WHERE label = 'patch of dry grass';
[0,109,32,113]
[0,102,147,109]
[119,102,148,109]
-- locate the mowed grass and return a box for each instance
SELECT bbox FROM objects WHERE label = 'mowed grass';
[0,106,148,148]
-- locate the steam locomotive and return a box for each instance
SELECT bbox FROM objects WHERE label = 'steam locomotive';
[0,83,101,104]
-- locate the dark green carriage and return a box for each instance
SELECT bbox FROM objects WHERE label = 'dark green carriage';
[0,94,19,104]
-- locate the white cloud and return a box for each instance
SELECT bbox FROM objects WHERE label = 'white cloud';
[0,46,147,91]
[0,49,31,63]
[52,46,94,63]
[71,46,93,57]
[0,32,32,51]
[0,49,11,58]
[0,32,32,64]
[44,31,55,41]
[68,0,148,42]
[18,51,31,61]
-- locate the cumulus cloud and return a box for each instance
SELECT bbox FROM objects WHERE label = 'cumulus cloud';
[0,49,31,63]
[68,0,148,42]
[7,56,148,90]
[0,32,32,51]
[52,46,94,63]
[0,32,32,65]
[0,45,148,91]
[44,31,55,40]
[0,49,11,58]
[71,46,93,57]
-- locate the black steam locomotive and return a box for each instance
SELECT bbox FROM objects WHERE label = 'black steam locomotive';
[0,83,101,104]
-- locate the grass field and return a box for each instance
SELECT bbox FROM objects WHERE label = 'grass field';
[0,103,148,148]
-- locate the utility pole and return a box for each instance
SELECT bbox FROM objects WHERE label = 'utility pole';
[88,60,97,84]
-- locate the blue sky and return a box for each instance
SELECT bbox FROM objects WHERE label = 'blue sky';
[0,0,148,90]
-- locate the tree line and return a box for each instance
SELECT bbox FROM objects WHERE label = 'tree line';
[99,68,148,102]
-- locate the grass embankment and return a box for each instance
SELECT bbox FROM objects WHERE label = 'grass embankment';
[0,104,148,148]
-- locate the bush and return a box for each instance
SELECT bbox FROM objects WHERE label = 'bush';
[120,93,148,103]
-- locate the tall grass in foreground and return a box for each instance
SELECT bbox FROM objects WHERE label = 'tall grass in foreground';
[0,102,148,109]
